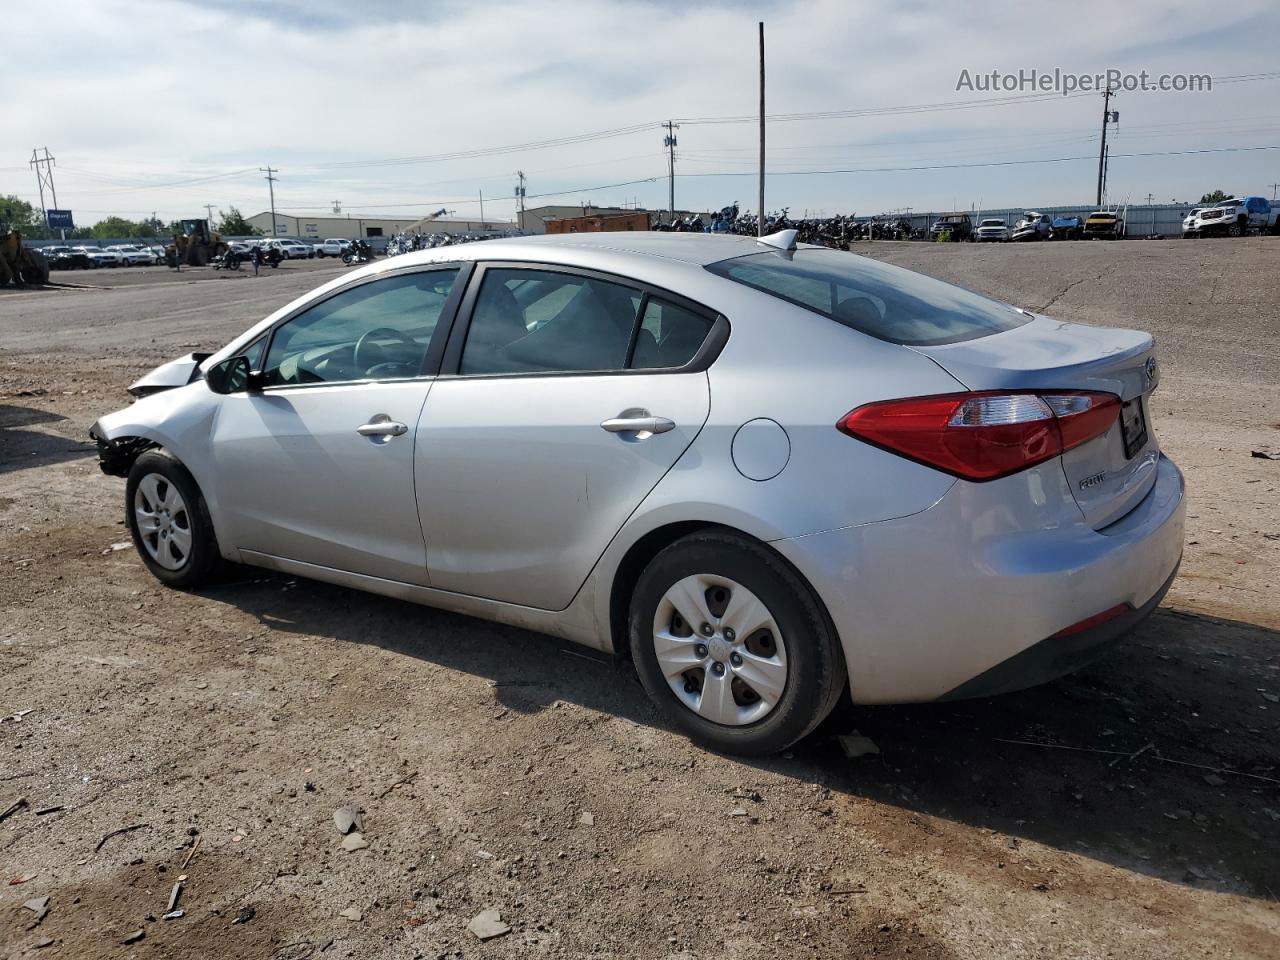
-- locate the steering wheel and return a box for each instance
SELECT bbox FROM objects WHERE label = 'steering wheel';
[353,327,418,373]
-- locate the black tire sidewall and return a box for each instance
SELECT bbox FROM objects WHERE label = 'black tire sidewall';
[629,532,846,756]
[125,451,221,588]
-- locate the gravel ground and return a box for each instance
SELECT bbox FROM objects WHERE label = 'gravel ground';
[1,239,1278,959]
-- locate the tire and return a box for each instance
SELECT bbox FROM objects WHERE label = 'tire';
[125,450,224,588]
[1228,220,1243,238]
[629,530,847,756]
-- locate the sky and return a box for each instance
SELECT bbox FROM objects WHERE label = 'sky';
[4,0,1280,227]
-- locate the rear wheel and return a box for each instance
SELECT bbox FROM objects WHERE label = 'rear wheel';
[125,450,224,588]
[630,531,846,755]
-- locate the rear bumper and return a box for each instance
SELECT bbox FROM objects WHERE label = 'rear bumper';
[938,559,1179,700]
[773,454,1186,704]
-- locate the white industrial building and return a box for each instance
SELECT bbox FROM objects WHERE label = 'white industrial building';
[247,212,513,240]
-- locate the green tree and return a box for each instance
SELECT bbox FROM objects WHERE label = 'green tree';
[90,216,153,239]
[1199,189,1231,204]
[215,206,261,236]
[0,195,52,239]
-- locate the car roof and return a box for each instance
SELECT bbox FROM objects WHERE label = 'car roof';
[385,232,776,269]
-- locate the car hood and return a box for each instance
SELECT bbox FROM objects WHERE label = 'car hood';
[127,352,211,398]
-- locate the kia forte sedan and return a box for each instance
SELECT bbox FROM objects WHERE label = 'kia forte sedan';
[91,231,1185,755]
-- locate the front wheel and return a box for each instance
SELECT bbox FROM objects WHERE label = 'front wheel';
[125,450,224,588]
[629,531,846,756]
[1228,221,1243,238]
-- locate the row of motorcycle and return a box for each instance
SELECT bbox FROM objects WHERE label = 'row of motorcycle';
[651,204,922,248]
[385,232,500,257]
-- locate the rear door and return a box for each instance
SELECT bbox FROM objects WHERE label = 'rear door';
[415,263,721,609]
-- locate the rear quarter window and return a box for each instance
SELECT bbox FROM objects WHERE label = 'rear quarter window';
[705,249,1029,346]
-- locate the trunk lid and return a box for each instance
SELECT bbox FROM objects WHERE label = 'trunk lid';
[911,315,1160,528]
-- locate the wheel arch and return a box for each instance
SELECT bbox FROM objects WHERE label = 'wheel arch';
[606,520,845,672]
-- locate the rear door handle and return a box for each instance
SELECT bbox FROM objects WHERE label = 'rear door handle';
[357,415,408,438]
[600,415,675,435]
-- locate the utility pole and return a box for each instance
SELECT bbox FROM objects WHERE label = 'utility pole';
[757,21,766,237]
[1096,86,1116,207]
[1102,143,1110,206]
[1270,183,1280,201]
[260,166,279,236]
[29,147,62,239]
[663,121,679,216]
[515,171,526,233]
[479,189,484,227]
[204,203,216,228]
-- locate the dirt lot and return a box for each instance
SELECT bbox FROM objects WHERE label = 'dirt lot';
[2,239,1278,959]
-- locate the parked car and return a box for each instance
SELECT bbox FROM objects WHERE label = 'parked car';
[106,244,160,266]
[46,247,95,270]
[929,213,973,242]
[1011,212,1053,241]
[1083,211,1126,240]
[72,246,116,267]
[1180,208,1205,237]
[263,239,313,260]
[975,218,1009,242]
[1186,196,1280,237]
[315,238,354,258]
[1051,215,1084,240]
[91,231,1183,756]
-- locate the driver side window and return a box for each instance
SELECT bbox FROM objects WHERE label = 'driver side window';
[263,268,460,386]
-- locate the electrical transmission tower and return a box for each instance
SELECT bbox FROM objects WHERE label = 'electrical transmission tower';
[29,147,62,237]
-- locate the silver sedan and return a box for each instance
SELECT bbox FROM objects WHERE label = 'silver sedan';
[92,231,1185,755]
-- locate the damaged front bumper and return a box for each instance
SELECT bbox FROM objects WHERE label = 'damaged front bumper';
[89,423,155,477]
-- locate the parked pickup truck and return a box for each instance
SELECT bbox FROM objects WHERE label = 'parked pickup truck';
[974,218,1009,242]
[314,238,354,258]
[1186,196,1280,237]
[929,213,973,242]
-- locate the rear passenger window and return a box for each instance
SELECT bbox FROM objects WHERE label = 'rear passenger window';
[631,298,714,369]
[460,269,640,375]
[707,249,1028,346]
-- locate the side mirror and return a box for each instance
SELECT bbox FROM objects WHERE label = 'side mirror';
[206,356,263,395]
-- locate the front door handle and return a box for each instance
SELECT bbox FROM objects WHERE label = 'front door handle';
[600,415,675,435]
[357,415,408,438]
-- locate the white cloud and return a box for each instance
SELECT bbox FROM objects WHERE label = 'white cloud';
[5,0,1278,223]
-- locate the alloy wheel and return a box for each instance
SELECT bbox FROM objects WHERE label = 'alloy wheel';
[652,574,788,726]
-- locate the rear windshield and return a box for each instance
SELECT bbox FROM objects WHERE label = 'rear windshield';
[705,249,1030,346]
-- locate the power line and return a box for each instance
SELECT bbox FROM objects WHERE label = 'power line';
[672,143,1280,179]
[274,175,664,216]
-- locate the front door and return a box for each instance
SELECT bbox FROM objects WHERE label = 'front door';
[211,266,464,583]
[415,264,720,609]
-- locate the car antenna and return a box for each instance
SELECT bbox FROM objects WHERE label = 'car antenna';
[757,228,797,252]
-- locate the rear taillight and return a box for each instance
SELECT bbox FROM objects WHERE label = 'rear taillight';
[837,390,1120,482]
